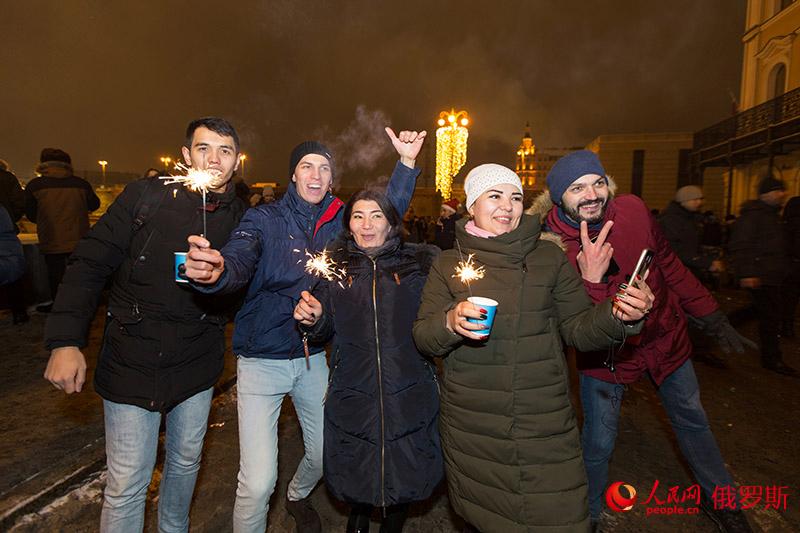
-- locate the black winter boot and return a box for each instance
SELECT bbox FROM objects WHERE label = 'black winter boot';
[286,496,322,533]
[378,503,409,533]
[700,494,754,532]
[346,504,372,533]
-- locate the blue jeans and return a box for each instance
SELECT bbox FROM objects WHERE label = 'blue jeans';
[233,353,327,533]
[100,387,213,533]
[580,360,736,519]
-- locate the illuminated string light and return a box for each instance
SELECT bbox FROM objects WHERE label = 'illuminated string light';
[436,108,470,200]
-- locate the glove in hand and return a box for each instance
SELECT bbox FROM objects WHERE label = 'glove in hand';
[693,310,758,354]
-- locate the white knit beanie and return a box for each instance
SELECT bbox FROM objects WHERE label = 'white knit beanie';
[464,164,523,208]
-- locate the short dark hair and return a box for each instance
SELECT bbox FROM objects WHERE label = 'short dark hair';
[142,167,161,178]
[184,117,240,153]
[342,188,403,242]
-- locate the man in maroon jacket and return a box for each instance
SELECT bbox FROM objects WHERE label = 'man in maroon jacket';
[538,150,753,533]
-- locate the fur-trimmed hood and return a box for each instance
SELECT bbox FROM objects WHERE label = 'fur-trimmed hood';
[35,160,74,178]
[525,176,619,250]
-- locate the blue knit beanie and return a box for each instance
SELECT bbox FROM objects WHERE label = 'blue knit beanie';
[547,150,606,205]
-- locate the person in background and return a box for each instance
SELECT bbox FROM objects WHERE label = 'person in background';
[434,198,460,250]
[0,159,28,323]
[658,185,723,281]
[142,168,161,179]
[729,176,797,377]
[782,196,800,338]
[0,206,25,286]
[25,148,100,312]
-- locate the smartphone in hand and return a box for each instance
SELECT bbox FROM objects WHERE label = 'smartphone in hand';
[629,249,654,288]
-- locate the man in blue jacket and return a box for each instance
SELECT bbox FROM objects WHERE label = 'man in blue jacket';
[184,127,425,533]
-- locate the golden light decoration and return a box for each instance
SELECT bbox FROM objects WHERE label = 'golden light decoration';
[435,108,470,200]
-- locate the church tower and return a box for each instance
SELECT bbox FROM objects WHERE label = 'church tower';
[515,122,537,188]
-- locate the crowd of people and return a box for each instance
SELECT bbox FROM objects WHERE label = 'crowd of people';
[3,116,799,533]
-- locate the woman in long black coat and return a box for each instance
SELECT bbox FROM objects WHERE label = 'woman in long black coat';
[294,189,443,533]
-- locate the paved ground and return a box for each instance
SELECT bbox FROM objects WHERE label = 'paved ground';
[1,288,799,532]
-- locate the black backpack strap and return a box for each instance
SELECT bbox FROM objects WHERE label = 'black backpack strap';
[131,178,169,233]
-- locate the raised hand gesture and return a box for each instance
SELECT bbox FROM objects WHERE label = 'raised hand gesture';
[385,127,427,168]
[576,220,614,283]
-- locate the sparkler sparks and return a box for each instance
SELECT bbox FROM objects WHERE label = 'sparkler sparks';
[304,250,347,282]
[159,163,220,193]
[452,253,485,285]
[159,163,222,237]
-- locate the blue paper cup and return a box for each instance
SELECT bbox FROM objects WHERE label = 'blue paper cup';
[467,296,498,336]
[174,252,189,283]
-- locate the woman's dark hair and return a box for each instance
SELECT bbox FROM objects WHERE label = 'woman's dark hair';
[342,188,403,242]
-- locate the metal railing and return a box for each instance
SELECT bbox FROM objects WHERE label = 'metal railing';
[694,87,800,150]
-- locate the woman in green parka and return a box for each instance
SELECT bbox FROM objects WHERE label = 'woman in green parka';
[412,164,654,533]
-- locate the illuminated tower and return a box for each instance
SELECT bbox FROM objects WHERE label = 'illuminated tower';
[516,122,536,188]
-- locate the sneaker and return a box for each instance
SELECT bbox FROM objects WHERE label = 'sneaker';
[700,497,754,532]
[286,497,322,533]
[35,302,53,313]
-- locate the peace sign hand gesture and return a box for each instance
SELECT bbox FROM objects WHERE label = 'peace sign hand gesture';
[576,220,614,283]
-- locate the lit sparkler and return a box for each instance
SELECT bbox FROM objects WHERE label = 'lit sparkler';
[160,163,221,237]
[304,250,347,282]
[452,254,485,286]
[300,249,347,370]
[452,240,485,297]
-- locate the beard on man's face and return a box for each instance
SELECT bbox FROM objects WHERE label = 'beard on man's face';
[563,197,608,225]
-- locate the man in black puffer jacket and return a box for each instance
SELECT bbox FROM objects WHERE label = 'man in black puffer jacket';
[43,117,246,532]
[729,176,797,377]
[658,185,723,280]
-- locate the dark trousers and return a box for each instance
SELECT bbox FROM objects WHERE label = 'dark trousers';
[347,503,409,532]
[44,252,70,301]
[749,285,783,365]
[4,275,28,315]
[782,270,800,335]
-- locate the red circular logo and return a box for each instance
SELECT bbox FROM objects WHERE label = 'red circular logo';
[605,481,637,512]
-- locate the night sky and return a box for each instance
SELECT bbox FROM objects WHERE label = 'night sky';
[1,1,746,186]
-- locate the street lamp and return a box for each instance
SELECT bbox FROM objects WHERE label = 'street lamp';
[98,160,108,188]
[435,108,470,200]
[239,153,247,178]
[160,156,172,171]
